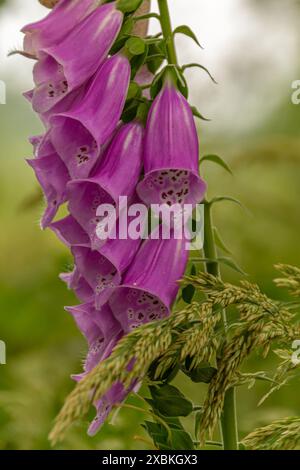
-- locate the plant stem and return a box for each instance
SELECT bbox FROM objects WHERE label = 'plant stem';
[157,0,178,65]
[203,201,239,450]
[157,0,238,450]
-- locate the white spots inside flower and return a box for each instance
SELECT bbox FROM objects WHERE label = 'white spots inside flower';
[95,269,117,294]
[90,216,101,227]
[148,170,191,205]
[125,288,168,328]
[47,79,68,98]
[92,194,102,212]
[127,308,134,320]
[90,336,104,355]
[76,145,90,166]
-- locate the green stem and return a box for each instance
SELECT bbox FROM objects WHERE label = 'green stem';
[157,0,178,65]
[203,202,239,450]
[157,0,238,450]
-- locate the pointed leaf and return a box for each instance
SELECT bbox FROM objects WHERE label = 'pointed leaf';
[200,154,233,175]
[209,196,250,214]
[182,63,217,84]
[218,257,247,276]
[173,25,203,48]
[184,365,217,384]
[149,384,193,417]
[191,106,210,121]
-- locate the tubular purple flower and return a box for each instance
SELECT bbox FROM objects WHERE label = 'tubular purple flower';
[31,3,123,113]
[26,152,69,228]
[88,382,138,436]
[49,54,131,179]
[72,229,143,308]
[137,79,207,207]
[67,121,144,243]
[60,270,94,303]
[22,0,99,56]
[50,214,90,247]
[109,229,189,333]
[66,302,122,375]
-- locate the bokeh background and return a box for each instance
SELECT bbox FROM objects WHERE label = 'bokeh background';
[0,0,299,450]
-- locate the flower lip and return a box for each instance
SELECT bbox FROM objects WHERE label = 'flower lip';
[137,167,207,207]
[109,229,189,332]
[67,179,116,249]
[71,245,123,309]
[137,79,207,207]
[50,114,101,179]
[30,4,123,113]
[49,56,132,179]
[59,270,94,303]
[49,214,90,248]
[21,0,101,56]
[26,153,69,229]
[109,285,170,333]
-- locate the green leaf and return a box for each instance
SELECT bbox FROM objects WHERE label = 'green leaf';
[167,66,189,99]
[149,384,193,417]
[130,43,149,78]
[117,0,143,13]
[218,257,247,276]
[173,25,203,48]
[134,13,161,22]
[182,265,196,304]
[118,16,134,37]
[143,419,194,450]
[213,227,232,255]
[200,154,233,175]
[148,360,179,383]
[147,41,166,74]
[209,196,250,214]
[191,106,210,121]
[150,66,167,99]
[121,100,139,122]
[184,364,217,384]
[182,63,217,84]
[126,37,146,56]
[171,429,195,450]
[126,81,142,102]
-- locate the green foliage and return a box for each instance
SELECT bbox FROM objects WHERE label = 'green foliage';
[117,0,143,14]
[149,384,193,417]
[173,25,203,48]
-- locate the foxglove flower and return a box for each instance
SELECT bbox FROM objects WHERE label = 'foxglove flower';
[50,54,131,179]
[22,0,99,56]
[137,79,207,206]
[27,134,69,228]
[60,270,94,303]
[66,301,134,436]
[67,121,144,244]
[32,3,123,113]
[72,231,143,309]
[88,381,139,436]
[50,214,90,247]
[109,229,189,332]
[50,212,144,308]
[66,302,122,377]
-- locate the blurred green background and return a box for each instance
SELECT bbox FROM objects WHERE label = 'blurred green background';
[0,0,299,450]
